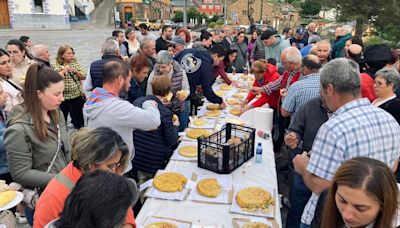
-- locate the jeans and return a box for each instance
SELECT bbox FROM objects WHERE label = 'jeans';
[300,223,310,228]
[25,207,34,226]
[286,172,312,228]
[178,100,190,132]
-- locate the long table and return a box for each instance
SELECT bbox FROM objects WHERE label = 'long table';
[136,74,282,227]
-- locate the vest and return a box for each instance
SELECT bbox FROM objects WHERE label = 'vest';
[89,54,120,90]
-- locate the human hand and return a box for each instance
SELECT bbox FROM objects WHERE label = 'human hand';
[177,90,189,102]
[280,88,287,97]
[219,101,226,110]
[231,81,239,87]
[293,152,310,175]
[284,132,299,149]
[172,114,180,126]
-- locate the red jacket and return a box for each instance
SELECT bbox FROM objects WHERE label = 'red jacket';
[246,63,280,109]
[280,70,301,90]
[360,73,377,102]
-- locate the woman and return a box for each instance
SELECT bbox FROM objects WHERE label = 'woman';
[230,31,248,73]
[176,27,193,48]
[128,55,152,103]
[224,48,238,73]
[0,49,23,113]
[247,30,259,61]
[34,127,136,228]
[241,60,280,111]
[46,171,137,228]
[4,64,71,224]
[6,39,35,86]
[123,27,140,58]
[133,75,179,184]
[147,51,190,131]
[0,83,10,183]
[319,157,398,228]
[53,45,85,129]
[372,68,400,125]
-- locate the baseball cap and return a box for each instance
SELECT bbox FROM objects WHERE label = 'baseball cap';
[169,36,185,46]
[296,28,305,35]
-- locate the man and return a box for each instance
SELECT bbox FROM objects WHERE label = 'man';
[303,22,318,43]
[282,27,293,40]
[30,44,52,68]
[201,30,213,49]
[290,28,308,50]
[174,45,227,113]
[84,59,161,175]
[221,25,233,50]
[112,30,127,57]
[281,54,321,119]
[19,35,32,49]
[137,23,157,43]
[293,58,400,228]
[84,38,121,95]
[261,29,290,66]
[168,36,185,56]
[332,25,352,59]
[211,29,223,46]
[156,25,173,53]
[315,40,331,65]
[300,35,321,57]
[284,96,329,228]
[346,44,363,71]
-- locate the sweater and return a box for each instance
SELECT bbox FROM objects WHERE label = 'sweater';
[4,105,71,189]
[214,61,232,85]
[156,37,169,53]
[132,96,178,174]
[174,49,223,104]
[83,88,161,173]
[245,63,280,109]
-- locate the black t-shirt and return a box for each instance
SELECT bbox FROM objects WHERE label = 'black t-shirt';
[290,37,308,50]
[156,37,169,53]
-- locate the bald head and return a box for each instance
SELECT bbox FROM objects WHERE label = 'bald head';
[31,44,50,62]
[302,54,321,74]
[308,22,317,33]
[316,40,331,63]
[347,44,363,60]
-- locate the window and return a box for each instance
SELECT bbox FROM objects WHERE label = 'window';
[242,10,247,16]
[34,0,44,13]
[209,5,213,9]
[202,5,206,9]
[215,5,220,9]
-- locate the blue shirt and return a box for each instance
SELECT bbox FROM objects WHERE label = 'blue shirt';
[300,45,313,57]
[301,98,400,225]
[282,73,320,120]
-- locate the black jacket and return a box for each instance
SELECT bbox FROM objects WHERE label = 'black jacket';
[89,54,121,89]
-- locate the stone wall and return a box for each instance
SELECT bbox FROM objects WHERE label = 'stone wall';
[11,14,70,29]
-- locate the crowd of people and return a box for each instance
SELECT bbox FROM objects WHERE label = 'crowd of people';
[0,21,399,228]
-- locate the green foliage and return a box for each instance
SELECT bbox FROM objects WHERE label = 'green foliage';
[209,22,216,28]
[172,11,183,22]
[301,0,321,16]
[215,19,224,25]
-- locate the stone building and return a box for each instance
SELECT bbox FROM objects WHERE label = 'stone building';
[0,0,70,29]
[116,0,170,27]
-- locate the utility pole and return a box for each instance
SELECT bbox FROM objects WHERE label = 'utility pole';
[260,0,263,24]
[224,0,227,24]
[183,0,188,27]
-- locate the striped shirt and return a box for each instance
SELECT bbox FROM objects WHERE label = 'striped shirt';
[281,73,320,120]
[301,98,400,225]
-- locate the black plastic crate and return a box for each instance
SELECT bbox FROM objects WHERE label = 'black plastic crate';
[197,123,256,174]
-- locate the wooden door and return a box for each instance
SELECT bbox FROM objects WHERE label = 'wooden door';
[0,0,10,27]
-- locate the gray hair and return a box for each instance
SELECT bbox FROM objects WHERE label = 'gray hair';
[320,58,361,95]
[342,25,353,34]
[140,37,155,49]
[317,40,332,51]
[155,50,173,64]
[102,39,119,55]
[71,127,130,172]
[375,67,400,92]
[30,44,48,58]
[283,47,302,63]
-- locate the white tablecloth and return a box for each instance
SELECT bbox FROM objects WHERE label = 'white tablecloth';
[136,74,282,227]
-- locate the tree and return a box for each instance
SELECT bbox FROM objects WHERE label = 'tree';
[301,0,321,17]
[321,0,400,37]
[172,11,183,22]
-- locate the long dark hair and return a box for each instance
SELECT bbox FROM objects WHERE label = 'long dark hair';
[11,64,63,140]
[320,157,398,228]
[55,171,137,228]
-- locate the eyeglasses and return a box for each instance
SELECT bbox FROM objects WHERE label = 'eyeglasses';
[106,161,122,172]
[374,81,386,87]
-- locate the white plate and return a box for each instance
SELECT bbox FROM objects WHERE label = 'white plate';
[0,191,23,211]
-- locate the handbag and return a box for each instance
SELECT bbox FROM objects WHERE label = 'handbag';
[20,123,61,209]
[68,71,87,102]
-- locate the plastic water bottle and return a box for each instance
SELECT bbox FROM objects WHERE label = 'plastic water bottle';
[256,143,263,163]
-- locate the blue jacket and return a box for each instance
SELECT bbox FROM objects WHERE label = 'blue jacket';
[89,54,121,89]
[132,95,178,174]
[174,49,223,104]
[0,110,7,175]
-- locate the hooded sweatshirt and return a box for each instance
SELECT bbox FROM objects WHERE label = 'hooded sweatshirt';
[83,88,161,173]
[174,49,223,104]
[264,35,291,65]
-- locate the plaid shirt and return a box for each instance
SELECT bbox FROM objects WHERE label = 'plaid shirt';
[281,73,320,120]
[301,98,400,225]
[53,60,86,100]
